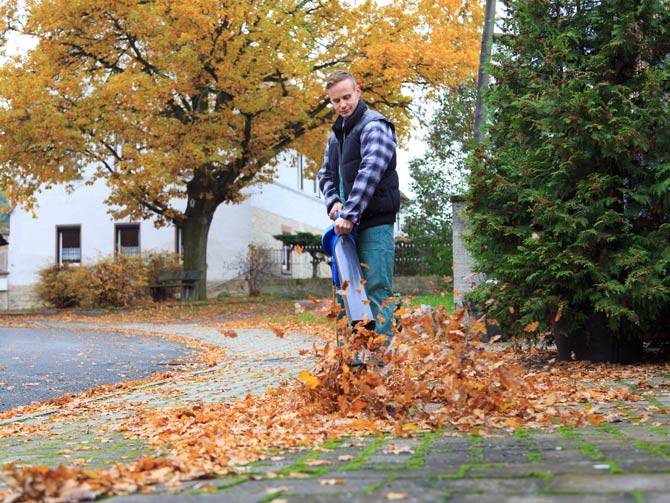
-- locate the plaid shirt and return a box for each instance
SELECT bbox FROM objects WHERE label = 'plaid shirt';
[318,119,397,225]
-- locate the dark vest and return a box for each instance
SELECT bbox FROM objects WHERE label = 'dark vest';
[326,101,400,230]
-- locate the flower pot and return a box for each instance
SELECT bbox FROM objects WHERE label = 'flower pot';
[554,312,642,363]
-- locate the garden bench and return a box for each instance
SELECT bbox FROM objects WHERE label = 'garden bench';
[149,270,201,302]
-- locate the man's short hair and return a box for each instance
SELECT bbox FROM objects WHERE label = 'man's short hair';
[326,70,356,90]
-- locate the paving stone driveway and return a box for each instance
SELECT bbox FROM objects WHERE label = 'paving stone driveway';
[1,319,670,502]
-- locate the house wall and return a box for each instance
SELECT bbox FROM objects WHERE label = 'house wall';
[4,153,332,308]
[0,243,7,310]
[0,245,7,271]
[5,177,178,309]
[6,178,176,286]
[249,165,331,280]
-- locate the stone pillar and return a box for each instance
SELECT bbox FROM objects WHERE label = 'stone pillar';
[451,196,484,308]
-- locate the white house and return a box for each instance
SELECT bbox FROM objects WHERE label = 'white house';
[0,153,333,309]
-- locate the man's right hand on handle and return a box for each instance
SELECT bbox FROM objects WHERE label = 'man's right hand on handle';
[334,216,354,234]
[329,202,343,221]
[329,202,354,234]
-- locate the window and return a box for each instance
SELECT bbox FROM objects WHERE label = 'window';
[57,225,81,265]
[115,223,140,257]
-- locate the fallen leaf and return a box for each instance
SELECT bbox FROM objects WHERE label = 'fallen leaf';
[270,326,285,339]
[524,321,540,332]
[555,303,564,322]
[319,478,345,486]
[387,493,408,500]
[304,459,332,466]
[266,486,289,494]
[299,371,320,389]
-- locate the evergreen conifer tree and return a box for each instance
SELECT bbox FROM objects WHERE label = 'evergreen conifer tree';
[467,0,670,362]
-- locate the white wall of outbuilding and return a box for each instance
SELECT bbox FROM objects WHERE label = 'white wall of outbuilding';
[5,154,331,307]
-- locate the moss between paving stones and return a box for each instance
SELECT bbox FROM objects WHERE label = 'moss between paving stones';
[558,427,623,474]
[63,423,670,502]
[513,428,543,463]
[464,434,482,464]
[363,474,397,494]
[594,423,670,462]
[0,433,155,470]
[406,429,441,469]
[258,491,292,503]
[0,440,65,465]
[214,477,248,490]
[339,437,387,471]
[277,450,330,477]
[634,441,670,458]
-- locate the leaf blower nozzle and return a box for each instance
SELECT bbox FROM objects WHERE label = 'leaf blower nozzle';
[322,225,375,330]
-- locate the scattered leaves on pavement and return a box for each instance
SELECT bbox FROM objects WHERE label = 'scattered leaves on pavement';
[0,299,669,502]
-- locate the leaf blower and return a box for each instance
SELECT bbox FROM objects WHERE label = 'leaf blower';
[322,224,375,331]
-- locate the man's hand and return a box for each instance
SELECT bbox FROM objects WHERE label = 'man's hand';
[334,216,354,234]
[329,202,343,221]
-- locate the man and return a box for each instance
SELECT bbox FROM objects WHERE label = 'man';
[318,70,400,352]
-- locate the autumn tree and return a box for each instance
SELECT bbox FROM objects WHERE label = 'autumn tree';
[467,0,670,362]
[0,0,483,300]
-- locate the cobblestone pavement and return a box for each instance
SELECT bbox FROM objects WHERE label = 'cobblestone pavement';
[2,320,670,502]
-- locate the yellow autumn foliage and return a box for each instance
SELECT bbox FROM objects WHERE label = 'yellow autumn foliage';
[0,0,483,211]
[0,0,484,294]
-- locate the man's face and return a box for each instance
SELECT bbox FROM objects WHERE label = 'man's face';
[327,79,361,119]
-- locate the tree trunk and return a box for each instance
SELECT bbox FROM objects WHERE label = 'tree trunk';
[181,198,215,301]
[460,0,497,300]
[474,0,497,142]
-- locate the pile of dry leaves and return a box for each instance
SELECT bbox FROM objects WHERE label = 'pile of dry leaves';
[1,301,664,502]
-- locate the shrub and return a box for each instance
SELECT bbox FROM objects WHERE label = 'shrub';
[238,244,272,296]
[142,251,182,285]
[467,0,670,361]
[36,251,181,308]
[35,263,80,308]
[79,255,148,308]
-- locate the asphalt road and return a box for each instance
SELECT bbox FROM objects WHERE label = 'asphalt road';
[0,326,201,411]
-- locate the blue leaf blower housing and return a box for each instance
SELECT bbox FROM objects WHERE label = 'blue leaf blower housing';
[322,224,375,329]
